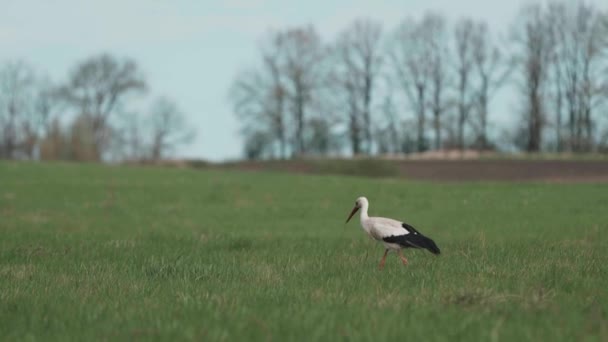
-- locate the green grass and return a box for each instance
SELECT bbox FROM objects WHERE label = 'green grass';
[1,161,607,341]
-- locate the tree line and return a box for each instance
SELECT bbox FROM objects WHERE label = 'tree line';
[230,1,608,159]
[0,54,193,162]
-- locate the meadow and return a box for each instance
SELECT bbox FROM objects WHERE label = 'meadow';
[1,161,607,341]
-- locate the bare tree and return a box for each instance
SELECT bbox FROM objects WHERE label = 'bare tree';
[453,18,476,151]
[305,117,334,155]
[0,61,36,159]
[572,3,607,151]
[425,14,450,150]
[280,25,325,156]
[328,54,363,155]
[23,76,65,159]
[390,16,433,152]
[262,41,288,159]
[147,97,194,160]
[511,4,551,152]
[514,2,608,153]
[546,3,568,152]
[470,21,513,150]
[338,19,383,153]
[231,68,274,159]
[58,53,146,160]
[330,18,383,155]
[33,76,63,136]
[376,93,401,154]
[230,28,325,159]
[552,2,588,151]
[112,111,146,161]
[230,59,287,160]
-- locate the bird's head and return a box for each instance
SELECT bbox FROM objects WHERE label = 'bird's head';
[346,196,368,223]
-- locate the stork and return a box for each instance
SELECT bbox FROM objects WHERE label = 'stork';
[345,196,440,269]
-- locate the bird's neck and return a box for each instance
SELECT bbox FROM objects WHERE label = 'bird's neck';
[359,203,369,221]
[359,203,372,235]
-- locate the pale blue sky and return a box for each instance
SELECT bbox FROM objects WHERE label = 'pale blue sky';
[1,0,605,160]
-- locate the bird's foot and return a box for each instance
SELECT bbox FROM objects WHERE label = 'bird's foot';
[400,257,408,265]
[378,249,389,270]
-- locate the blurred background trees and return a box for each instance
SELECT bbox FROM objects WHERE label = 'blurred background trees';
[0,54,195,162]
[230,0,608,160]
[1,0,607,162]
[56,54,146,161]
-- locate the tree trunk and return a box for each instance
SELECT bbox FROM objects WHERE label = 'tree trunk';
[363,72,373,154]
[3,104,18,159]
[433,109,441,150]
[294,82,305,156]
[527,89,542,152]
[276,91,286,159]
[479,93,488,150]
[555,86,563,152]
[457,73,468,151]
[416,84,426,152]
[432,79,442,150]
[350,116,361,155]
[582,59,593,152]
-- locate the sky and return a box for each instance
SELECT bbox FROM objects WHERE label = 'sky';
[1,0,606,161]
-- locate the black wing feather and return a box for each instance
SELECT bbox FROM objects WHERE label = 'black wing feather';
[382,222,441,255]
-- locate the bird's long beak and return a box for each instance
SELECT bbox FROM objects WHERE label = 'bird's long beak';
[345,206,359,223]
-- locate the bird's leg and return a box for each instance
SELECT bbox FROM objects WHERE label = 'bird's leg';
[398,249,408,265]
[379,249,389,270]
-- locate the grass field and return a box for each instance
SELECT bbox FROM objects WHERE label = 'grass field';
[1,161,607,341]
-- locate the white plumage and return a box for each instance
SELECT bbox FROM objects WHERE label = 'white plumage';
[345,196,441,269]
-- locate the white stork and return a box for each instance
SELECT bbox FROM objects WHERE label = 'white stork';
[345,196,440,269]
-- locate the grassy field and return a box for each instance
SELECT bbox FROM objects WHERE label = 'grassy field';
[1,161,607,341]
